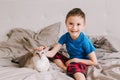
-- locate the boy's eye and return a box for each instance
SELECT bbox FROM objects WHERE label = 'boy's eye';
[69,22,73,25]
[77,23,80,26]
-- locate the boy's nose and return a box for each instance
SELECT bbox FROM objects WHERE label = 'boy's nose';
[72,25,77,30]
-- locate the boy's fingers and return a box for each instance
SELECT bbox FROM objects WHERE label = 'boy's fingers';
[35,46,47,50]
[43,46,47,49]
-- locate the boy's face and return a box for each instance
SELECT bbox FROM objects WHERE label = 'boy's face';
[65,15,86,39]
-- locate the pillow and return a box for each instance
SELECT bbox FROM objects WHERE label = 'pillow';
[35,22,61,47]
[11,22,61,64]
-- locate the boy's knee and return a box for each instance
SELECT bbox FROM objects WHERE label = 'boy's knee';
[66,62,87,77]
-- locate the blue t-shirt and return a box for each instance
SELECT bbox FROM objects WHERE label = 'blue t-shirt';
[58,32,95,59]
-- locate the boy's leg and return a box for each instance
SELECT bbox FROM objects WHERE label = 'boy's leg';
[73,72,86,80]
[53,59,67,71]
[67,62,87,80]
[49,52,69,71]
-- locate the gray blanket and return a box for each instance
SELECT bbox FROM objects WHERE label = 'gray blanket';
[0,28,120,80]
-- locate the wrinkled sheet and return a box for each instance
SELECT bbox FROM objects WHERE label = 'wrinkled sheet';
[0,63,73,80]
[0,28,120,80]
[87,52,120,80]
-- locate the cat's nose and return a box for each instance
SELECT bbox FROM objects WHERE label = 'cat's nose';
[41,52,44,54]
[36,52,39,54]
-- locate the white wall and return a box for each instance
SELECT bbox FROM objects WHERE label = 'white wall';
[0,0,120,41]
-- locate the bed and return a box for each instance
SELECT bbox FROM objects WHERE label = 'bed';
[0,22,120,80]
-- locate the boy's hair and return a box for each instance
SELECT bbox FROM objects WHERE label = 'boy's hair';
[65,8,85,22]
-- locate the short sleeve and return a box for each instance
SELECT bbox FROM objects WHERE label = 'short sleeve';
[58,33,67,45]
[83,37,96,55]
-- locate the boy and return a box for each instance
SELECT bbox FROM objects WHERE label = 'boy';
[37,8,98,80]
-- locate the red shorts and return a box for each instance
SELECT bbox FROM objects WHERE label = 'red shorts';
[49,52,88,77]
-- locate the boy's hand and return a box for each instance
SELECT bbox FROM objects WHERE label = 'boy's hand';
[65,58,79,66]
[35,46,47,51]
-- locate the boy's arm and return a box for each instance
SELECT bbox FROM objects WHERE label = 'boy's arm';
[79,51,98,65]
[87,51,98,65]
[45,43,62,58]
[66,51,98,66]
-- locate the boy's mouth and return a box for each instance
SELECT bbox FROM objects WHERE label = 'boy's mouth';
[71,31,78,33]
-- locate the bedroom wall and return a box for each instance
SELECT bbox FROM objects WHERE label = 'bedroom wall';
[0,0,120,41]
